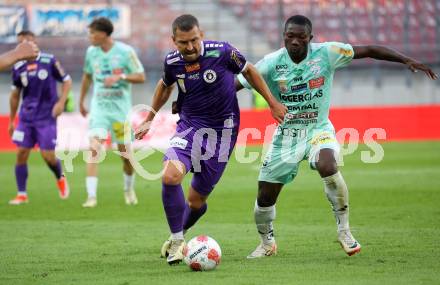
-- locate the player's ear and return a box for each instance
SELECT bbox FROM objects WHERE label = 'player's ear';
[200,30,204,40]
[172,35,176,44]
[309,34,314,41]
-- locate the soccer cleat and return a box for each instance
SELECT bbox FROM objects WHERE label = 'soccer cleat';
[338,230,361,256]
[57,175,70,199]
[124,189,138,205]
[9,194,28,205]
[166,239,186,265]
[82,197,97,208]
[247,242,277,259]
[160,235,172,258]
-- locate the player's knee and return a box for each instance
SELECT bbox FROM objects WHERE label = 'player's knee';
[187,198,205,210]
[316,161,338,178]
[257,182,280,207]
[162,171,183,185]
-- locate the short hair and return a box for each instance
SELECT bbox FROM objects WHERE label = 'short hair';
[172,14,199,35]
[88,17,114,36]
[284,15,313,33]
[17,30,35,37]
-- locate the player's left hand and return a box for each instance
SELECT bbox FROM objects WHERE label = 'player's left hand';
[52,101,64,118]
[104,75,121,87]
[269,100,288,124]
[134,120,152,140]
[406,61,438,80]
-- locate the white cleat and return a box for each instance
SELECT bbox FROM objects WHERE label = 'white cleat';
[166,239,186,265]
[338,230,361,256]
[124,189,138,205]
[247,242,277,259]
[160,235,172,258]
[82,197,97,208]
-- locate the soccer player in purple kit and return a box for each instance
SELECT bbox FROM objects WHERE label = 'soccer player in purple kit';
[8,31,72,205]
[135,14,287,265]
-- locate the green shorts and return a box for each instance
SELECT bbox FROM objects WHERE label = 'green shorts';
[258,128,340,185]
[88,112,132,144]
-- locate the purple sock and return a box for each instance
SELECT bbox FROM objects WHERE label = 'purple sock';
[183,203,207,231]
[15,164,28,193]
[47,160,62,179]
[162,184,186,233]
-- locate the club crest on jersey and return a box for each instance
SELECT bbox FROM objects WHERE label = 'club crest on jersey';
[310,64,321,75]
[203,69,217,83]
[278,80,288,93]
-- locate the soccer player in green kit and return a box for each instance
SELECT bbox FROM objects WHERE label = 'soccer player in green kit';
[80,18,145,207]
[236,15,438,258]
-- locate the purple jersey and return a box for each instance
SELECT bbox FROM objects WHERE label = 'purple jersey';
[11,52,70,125]
[162,41,247,131]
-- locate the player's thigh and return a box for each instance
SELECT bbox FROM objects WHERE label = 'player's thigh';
[88,114,111,142]
[258,141,303,185]
[35,123,57,151]
[308,130,340,177]
[40,150,57,165]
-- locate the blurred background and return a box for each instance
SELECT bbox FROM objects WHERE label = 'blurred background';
[0,0,439,114]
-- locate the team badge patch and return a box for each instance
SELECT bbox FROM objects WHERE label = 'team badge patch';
[203,69,217,83]
[38,69,48,80]
[277,80,288,93]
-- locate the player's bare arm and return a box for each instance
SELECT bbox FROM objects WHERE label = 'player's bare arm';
[241,63,287,123]
[0,41,39,71]
[135,79,175,140]
[79,73,93,117]
[103,72,145,87]
[353,45,438,80]
[52,77,72,118]
[8,88,21,137]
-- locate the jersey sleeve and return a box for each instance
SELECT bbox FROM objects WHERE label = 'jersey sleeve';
[83,47,93,75]
[52,57,71,82]
[224,42,247,74]
[161,57,176,86]
[237,56,270,89]
[326,42,354,70]
[11,69,22,90]
[125,47,144,74]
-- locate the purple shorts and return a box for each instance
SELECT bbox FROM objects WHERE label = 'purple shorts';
[12,121,57,150]
[164,122,237,196]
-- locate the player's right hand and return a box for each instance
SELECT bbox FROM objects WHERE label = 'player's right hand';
[15,41,39,61]
[134,120,152,140]
[269,100,287,124]
[8,122,14,138]
[79,103,88,117]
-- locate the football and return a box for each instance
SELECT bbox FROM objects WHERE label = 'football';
[183,235,221,271]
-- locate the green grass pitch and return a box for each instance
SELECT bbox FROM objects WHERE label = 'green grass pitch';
[0,141,439,284]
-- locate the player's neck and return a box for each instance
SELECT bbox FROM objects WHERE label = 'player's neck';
[100,38,114,53]
[288,47,308,64]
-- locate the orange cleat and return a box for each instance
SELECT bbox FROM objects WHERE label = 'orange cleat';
[9,194,28,205]
[57,175,70,199]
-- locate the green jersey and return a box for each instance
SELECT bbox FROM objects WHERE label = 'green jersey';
[84,41,144,118]
[238,42,354,132]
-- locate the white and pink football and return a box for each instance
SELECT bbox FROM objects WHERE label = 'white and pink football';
[183,235,221,271]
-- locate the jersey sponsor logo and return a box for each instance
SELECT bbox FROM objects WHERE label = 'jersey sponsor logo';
[278,80,288,93]
[306,58,322,66]
[166,57,180,64]
[309,77,325,89]
[275,64,288,74]
[231,49,243,68]
[278,127,308,138]
[55,60,66,77]
[112,68,123,75]
[203,69,217,83]
[170,136,188,149]
[206,43,223,48]
[20,72,28,87]
[286,111,318,120]
[40,57,51,64]
[291,83,307,93]
[28,71,37,77]
[280,90,323,102]
[177,78,186,93]
[188,73,200,80]
[185,63,200,73]
[97,90,123,97]
[311,132,336,146]
[27,64,37,71]
[206,50,220,58]
[331,45,353,57]
[293,76,303,82]
[287,103,318,112]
